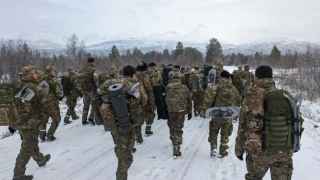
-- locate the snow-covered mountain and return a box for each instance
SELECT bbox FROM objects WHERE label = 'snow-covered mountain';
[24,38,320,55]
[87,39,320,55]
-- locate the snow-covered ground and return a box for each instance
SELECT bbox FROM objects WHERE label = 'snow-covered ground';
[1,66,320,180]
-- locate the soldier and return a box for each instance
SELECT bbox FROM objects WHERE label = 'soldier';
[61,68,81,124]
[232,66,244,94]
[235,65,302,180]
[136,63,155,137]
[108,65,142,180]
[148,63,168,120]
[39,65,63,141]
[0,74,20,134]
[202,71,240,158]
[12,65,50,180]
[78,57,98,125]
[165,71,192,157]
[188,67,203,116]
[241,64,254,96]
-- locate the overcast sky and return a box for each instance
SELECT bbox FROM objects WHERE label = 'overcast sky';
[1,0,319,44]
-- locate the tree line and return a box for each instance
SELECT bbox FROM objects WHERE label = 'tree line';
[1,34,320,101]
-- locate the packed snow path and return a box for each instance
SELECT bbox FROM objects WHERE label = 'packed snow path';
[1,100,320,180]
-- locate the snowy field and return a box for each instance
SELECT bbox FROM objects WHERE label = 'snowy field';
[1,66,320,180]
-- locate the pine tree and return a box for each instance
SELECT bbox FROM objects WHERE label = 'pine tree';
[206,38,223,65]
[270,45,281,61]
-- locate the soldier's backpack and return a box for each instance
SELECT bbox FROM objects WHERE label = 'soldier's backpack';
[263,89,302,153]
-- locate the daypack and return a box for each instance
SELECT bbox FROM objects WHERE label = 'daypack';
[263,89,295,153]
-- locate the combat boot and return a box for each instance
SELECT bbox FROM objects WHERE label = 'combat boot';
[210,143,217,158]
[38,154,51,167]
[219,144,229,158]
[71,113,79,120]
[88,118,96,126]
[47,135,56,142]
[136,134,144,144]
[145,125,153,136]
[13,175,33,180]
[64,116,72,125]
[173,145,181,158]
[39,132,46,142]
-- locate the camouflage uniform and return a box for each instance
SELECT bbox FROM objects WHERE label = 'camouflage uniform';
[165,73,192,156]
[235,78,294,180]
[110,76,143,180]
[232,67,244,94]
[188,69,203,116]
[0,79,20,127]
[151,66,168,120]
[233,66,254,100]
[12,66,50,180]
[62,69,81,123]
[79,62,99,125]
[136,71,155,136]
[203,78,240,156]
[39,66,63,141]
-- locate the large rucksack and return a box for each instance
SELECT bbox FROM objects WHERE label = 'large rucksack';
[263,89,301,153]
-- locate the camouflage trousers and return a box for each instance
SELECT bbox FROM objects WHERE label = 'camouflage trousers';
[14,129,45,178]
[82,91,102,124]
[143,106,155,126]
[192,91,203,116]
[65,95,78,121]
[132,107,144,143]
[111,126,135,180]
[208,119,233,155]
[39,98,61,139]
[167,112,185,145]
[99,103,113,131]
[245,152,293,180]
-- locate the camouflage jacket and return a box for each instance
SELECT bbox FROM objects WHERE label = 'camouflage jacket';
[235,79,275,156]
[44,74,63,100]
[214,79,241,107]
[136,72,155,108]
[14,81,49,130]
[165,78,192,114]
[79,63,96,92]
[200,85,217,113]
[149,68,162,87]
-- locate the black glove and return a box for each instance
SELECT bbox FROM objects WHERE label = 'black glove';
[187,113,192,120]
[8,126,16,134]
[236,153,243,161]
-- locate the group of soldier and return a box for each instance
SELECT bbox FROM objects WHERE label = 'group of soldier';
[0,57,303,180]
